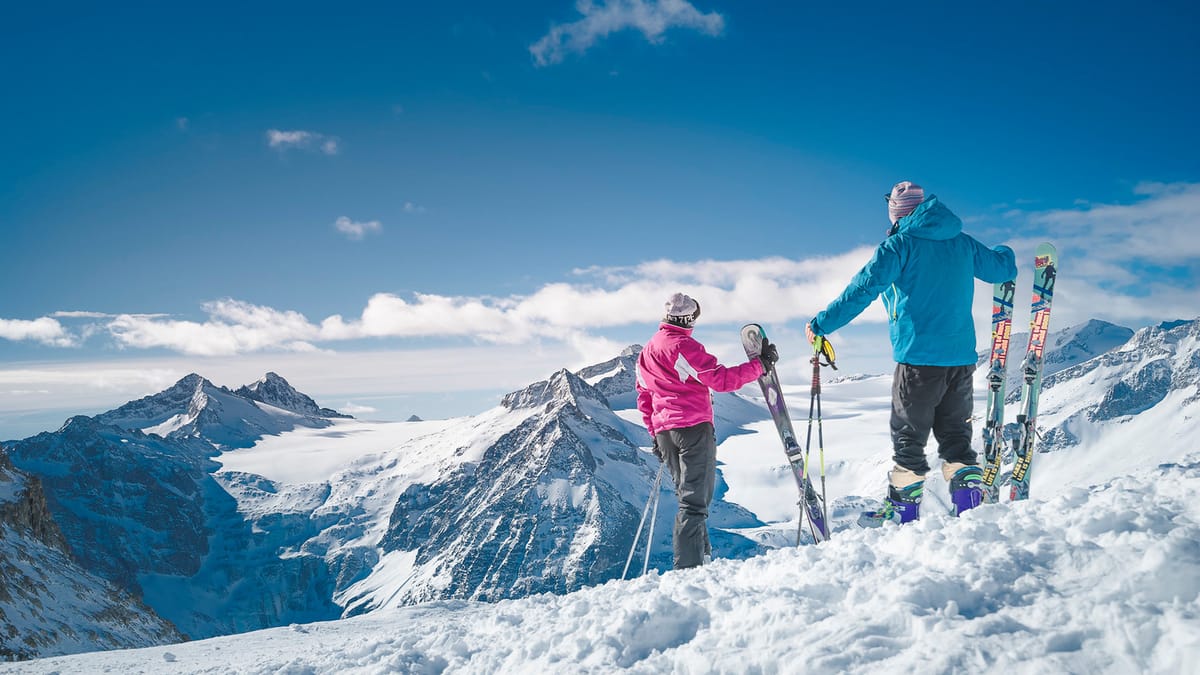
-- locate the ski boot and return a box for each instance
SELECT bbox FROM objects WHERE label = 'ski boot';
[858,467,923,527]
[945,462,984,516]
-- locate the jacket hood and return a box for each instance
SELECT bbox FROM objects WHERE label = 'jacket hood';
[896,195,962,241]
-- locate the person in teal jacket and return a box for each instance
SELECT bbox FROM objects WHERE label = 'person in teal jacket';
[806,181,1017,525]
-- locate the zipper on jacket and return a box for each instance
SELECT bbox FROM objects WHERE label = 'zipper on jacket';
[883,284,899,322]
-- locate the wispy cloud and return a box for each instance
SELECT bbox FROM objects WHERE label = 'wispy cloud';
[339,402,378,415]
[266,129,341,155]
[334,216,383,240]
[1000,181,1200,328]
[531,0,725,67]
[51,311,112,319]
[0,345,577,431]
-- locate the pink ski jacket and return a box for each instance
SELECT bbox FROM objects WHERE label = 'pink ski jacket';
[636,323,765,438]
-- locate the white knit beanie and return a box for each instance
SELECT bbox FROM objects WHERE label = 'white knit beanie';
[887,181,925,225]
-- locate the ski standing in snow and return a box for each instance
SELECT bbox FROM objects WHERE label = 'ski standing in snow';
[804,181,1018,526]
[1007,243,1058,501]
[741,323,832,543]
[980,243,1058,501]
[636,293,772,568]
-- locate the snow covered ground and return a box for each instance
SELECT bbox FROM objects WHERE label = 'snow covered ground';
[9,451,1197,674]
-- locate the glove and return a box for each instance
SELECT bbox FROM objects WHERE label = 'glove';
[651,437,663,460]
[759,337,779,370]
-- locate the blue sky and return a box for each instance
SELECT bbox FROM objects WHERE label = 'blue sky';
[2,1,1199,438]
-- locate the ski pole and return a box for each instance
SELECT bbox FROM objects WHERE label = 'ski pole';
[623,461,665,580]
[804,336,837,540]
[642,479,662,576]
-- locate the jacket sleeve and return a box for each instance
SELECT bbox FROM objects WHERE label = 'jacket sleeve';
[972,241,1018,284]
[634,361,656,438]
[811,241,902,336]
[679,337,765,393]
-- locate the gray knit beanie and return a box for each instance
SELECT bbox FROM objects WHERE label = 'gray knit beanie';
[663,292,700,328]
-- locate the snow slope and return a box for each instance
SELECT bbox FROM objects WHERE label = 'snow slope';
[10,453,1197,674]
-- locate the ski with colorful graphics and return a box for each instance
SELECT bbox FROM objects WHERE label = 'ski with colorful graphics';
[980,278,1017,502]
[741,323,830,543]
[1009,243,1058,501]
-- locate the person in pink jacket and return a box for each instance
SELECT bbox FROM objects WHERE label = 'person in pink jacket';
[635,292,777,568]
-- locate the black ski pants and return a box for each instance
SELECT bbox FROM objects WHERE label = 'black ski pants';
[890,363,977,475]
[655,422,716,569]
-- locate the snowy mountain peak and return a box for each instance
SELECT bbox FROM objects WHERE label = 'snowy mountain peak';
[575,345,641,408]
[500,368,611,411]
[1035,316,1199,451]
[56,414,100,435]
[989,319,1135,400]
[90,372,346,449]
[95,374,216,430]
[1125,316,1200,351]
[234,372,351,419]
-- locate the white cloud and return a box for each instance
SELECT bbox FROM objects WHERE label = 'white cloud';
[108,300,322,356]
[1005,181,1200,329]
[402,201,426,214]
[89,249,878,359]
[334,216,383,240]
[531,0,725,67]
[266,129,341,155]
[339,402,378,415]
[1024,181,1200,261]
[0,316,76,347]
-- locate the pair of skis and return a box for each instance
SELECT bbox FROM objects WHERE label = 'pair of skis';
[981,242,1058,502]
[741,324,832,544]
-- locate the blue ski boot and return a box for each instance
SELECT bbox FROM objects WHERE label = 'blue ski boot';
[858,468,923,527]
[945,463,984,516]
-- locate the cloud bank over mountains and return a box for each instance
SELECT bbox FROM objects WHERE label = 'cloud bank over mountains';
[1,183,1195,382]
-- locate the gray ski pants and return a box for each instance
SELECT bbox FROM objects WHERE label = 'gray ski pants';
[890,363,977,475]
[656,422,716,569]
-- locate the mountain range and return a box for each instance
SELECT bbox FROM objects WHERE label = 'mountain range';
[2,317,1197,661]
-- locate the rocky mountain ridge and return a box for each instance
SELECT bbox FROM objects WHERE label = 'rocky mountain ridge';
[0,451,182,660]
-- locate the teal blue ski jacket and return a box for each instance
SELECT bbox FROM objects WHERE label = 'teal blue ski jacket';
[810,196,1017,367]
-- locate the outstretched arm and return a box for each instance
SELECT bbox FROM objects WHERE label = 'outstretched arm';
[678,339,764,393]
[811,242,901,335]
